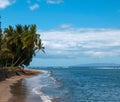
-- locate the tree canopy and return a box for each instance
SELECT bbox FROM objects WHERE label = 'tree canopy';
[0,24,44,67]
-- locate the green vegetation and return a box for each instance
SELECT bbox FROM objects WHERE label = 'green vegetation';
[0,24,45,68]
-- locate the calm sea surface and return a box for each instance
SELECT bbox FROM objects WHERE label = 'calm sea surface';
[10,67,120,102]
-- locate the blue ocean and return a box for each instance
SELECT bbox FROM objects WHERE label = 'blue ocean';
[10,67,120,102]
[29,67,120,102]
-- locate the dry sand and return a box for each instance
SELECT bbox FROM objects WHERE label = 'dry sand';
[0,69,43,102]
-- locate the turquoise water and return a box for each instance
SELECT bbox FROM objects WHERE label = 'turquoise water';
[30,67,120,102]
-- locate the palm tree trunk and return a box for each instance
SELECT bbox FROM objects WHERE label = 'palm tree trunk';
[12,51,25,67]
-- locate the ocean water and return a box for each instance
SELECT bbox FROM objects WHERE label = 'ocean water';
[10,67,120,102]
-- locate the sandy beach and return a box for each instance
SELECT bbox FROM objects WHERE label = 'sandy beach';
[0,69,43,102]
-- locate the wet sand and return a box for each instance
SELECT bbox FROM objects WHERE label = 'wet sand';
[8,77,42,102]
[0,69,43,102]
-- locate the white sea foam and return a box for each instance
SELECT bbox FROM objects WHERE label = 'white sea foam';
[39,70,50,78]
[50,77,57,83]
[32,70,64,102]
[44,72,52,78]
[50,77,63,87]
[32,70,54,102]
[32,85,53,102]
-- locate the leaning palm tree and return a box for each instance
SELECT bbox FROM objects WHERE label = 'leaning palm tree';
[3,24,45,67]
[19,24,45,66]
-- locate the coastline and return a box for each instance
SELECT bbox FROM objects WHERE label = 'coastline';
[0,69,43,102]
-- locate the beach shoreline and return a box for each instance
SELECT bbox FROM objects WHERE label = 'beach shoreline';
[0,68,43,102]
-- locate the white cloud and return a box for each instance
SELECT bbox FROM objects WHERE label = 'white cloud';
[85,51,112,57]
[27,0,41,4]
[30,4,39,10]
[38,27,120,58]
[0,0,15,9]
[60,24,72,29]
[46,0,63,4]
[0,0,63,10]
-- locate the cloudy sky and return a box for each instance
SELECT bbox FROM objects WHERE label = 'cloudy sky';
[0,0,120,66]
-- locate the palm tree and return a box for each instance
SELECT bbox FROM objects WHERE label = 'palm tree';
[3,24,45,67]
[19,24,45,66]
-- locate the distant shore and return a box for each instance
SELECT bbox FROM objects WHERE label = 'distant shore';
[0,68,43,102]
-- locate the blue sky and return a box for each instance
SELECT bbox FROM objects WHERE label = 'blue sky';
[0,0,120,66]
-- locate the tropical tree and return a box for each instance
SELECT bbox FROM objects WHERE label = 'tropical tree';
[0,24,44,67]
